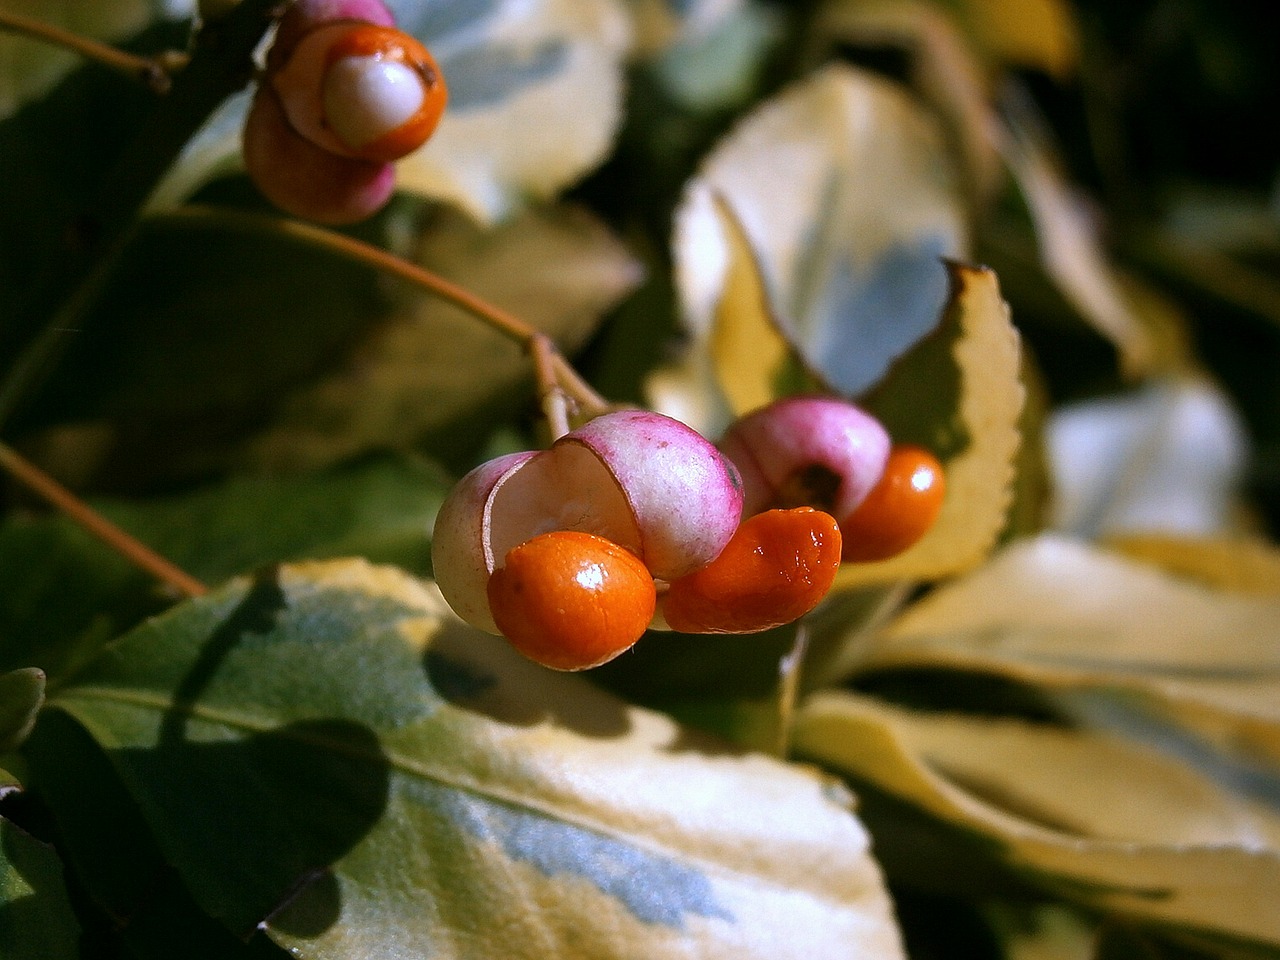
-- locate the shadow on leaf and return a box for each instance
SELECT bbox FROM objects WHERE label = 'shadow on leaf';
[423,617,632,739]
[110,568,393,940]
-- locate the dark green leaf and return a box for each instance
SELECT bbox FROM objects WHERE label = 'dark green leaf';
[0,669,45,753]
[0,456,449,677]
[0,793,80,959]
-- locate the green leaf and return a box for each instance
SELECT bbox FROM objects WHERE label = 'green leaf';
[648,1,781,109]
[0,668,45,753]
[794,690,1280,948]
[670,63,968,402]
[22,709,291,959]
[0,18,188,358]
[47,559,904,957]
[625,0,751,58]
[19,210,386,443]
[0,455,450,676]
[234,203,640,474]
[0,780,80,959]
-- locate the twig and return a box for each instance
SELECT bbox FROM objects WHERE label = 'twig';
[159,204,615,417]
[0,9,183,93]
[0,442,207,598]
[532,335,571,440]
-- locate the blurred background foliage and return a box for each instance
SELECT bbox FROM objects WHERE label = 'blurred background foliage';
[2,0,1280,957]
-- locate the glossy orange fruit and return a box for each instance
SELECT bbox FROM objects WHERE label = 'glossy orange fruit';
[840,445,945,563]
[487,531,656,671]
[662,507,842,634]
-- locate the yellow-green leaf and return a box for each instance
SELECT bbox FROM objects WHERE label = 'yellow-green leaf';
[1102,533,1280,596]
[706,197,796,416]
[948,0,1078,78]
[836,263,1024,586]
[48,558,905,958]
[808,0,1002,201]
[794,691,1280,946]
[858,534,1280,762]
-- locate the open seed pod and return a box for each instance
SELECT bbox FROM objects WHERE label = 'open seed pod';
[431,411,744,635]
[719,396,891,520]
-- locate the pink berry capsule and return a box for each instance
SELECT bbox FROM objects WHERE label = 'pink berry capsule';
[242,84,396,224]
[243,0,445,223]
[431,451,537,634]
[432,412,745,634]
[556,411,745,580]
[718,396,891,521]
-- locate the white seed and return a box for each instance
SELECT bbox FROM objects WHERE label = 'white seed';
[322,56,424,150]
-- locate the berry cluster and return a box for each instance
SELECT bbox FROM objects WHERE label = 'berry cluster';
[243,0,447,224]
[433,398,945,671]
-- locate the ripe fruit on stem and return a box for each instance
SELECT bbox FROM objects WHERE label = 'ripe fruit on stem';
[242,0,446,223]
[840,445,946,562]
[662,507,843,634]
[431,410,744,639]
[487,531,657,671]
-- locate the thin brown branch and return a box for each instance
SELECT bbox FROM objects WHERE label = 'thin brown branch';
[0,442,207,598]
[532,335,571,440]
[0,9,184,93]
[160,205,615,417]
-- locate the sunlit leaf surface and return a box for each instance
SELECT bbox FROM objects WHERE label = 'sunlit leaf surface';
[47,559,905,958]
[673,63,968,398]
[794,691,1280,947]
[1046,377,1249,540]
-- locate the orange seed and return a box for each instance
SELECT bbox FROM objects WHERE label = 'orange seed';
[662,507,842,634]
[487,531,656,671]
[840,445,945,563]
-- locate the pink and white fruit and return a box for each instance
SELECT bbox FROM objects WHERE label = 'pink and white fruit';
[431,450,536,633]
[242,0,445,224]
[431,411,744,633]
[562,411,744,580]
[718,396,891,520]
